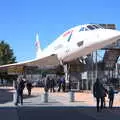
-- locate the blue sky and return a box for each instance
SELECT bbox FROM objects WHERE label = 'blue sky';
[0,0,120,62]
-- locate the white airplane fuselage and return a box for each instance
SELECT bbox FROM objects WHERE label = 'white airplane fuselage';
[38,24,120,63]
[0,24,120,69]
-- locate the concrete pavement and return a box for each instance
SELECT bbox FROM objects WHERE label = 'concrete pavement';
[0,87,120,120]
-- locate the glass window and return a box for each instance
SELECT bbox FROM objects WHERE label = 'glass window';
[96,24,104,29]
[84,28,89,31]
[92,25,100,29]
[77,41,84,47]
[87,25,95,30]
[79,27,85,31]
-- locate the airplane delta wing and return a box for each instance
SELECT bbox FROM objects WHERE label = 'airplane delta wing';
[0,54,60,71]
[24,54,60,67]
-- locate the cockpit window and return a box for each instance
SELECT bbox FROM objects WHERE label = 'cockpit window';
[79,24,104,32]
[79,27,89,32]
[93,24,104,29]
[87,25,95,30]
[84,28,89,31]
[92,25,100,29]
[79,27,85,31]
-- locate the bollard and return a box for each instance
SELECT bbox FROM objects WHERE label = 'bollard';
[13,80,17,104]
[41,92,48,103]
[69,91,75,102]
[13,90,17,104]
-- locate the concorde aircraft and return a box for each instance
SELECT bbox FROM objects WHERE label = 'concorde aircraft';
[0,24,120,70]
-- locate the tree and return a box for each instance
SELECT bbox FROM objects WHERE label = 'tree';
[0,40,16,65]
[0,40,17,85]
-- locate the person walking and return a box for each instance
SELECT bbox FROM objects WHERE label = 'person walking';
[15,77,25,106]
[58,77,62,92]
[108,86,115,108]
[93,78,104,112]
[61,77,66,92]
[50,78,55,92]
[44,76,50,92]
[26,81,32,96]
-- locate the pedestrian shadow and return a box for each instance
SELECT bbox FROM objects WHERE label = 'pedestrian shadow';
[0,106,119,120]
[0,88,13,104]
[23,94,38,99]
[0,88,38,104]
[16,106,120,120]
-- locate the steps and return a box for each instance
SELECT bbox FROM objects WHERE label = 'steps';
[103,50,120,69]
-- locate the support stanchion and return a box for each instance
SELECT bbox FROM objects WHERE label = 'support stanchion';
[69,91,75,102]
[41,92,48,103]
[13,90,17,104]
[13,80,17,104]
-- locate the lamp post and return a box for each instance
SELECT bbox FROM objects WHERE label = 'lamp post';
[95,50,98,79]
[91,52,94,90]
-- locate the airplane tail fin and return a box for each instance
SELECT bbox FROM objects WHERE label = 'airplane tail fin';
[35,33,42,58]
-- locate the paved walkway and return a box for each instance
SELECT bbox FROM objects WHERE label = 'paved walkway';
[0,87,120,107]
[23,87,120,107]
[0,87,120,120]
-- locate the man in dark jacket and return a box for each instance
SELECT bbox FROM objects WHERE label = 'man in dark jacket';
[15,77,25,106]
[93,78,104,112]
[44,76,50,92]
[58,78,62,92]
[26,81,32,96]
[50,78,55,92]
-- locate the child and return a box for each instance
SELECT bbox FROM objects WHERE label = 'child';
[108,86,114,108]
[103,88,108,108]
